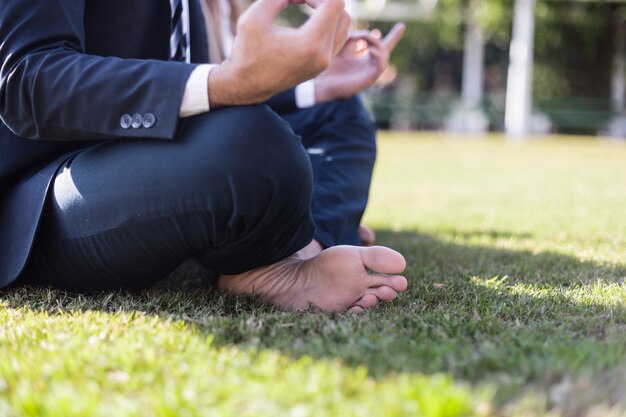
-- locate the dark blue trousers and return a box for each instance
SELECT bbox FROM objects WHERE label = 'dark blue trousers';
[18,97,376,291]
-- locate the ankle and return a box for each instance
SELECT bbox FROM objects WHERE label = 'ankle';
[218,254,303,294]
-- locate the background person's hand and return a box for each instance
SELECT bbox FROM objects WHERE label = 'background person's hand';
[208,0,351,108]
[314,23,406,104]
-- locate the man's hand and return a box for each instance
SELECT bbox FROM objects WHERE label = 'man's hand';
[314,23,406,104]
[208,0,351,108]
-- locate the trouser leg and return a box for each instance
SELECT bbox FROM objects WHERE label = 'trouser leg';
[281,96,377,247]
[19,105,315,291]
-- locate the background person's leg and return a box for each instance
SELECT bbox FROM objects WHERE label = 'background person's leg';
[19,106,315,292]
[281,96,376,248]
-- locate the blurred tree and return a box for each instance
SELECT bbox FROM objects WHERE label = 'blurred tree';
[277,0,622,132]
[534,1,613,99]
[367,0,512,91]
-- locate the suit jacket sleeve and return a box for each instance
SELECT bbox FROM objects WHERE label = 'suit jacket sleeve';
[0,0,195,141]
[264,88,298,114]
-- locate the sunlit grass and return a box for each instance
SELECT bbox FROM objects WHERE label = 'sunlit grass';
[0,305,488,417]
[1,133,625,416]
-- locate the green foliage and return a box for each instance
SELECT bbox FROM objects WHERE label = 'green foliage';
[367,0,509,88]
[532,62,570,98]
[477,0,512,49]
[534,1,613,98]
[368,0,617,100]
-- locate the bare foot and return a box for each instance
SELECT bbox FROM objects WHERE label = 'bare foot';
[219,245,407,313]
[296,239,323,260]
[359,225,376,246]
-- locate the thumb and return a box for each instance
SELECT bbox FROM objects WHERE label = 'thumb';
[301,0,345,38]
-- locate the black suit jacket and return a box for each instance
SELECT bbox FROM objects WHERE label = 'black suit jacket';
[0,0,300,288]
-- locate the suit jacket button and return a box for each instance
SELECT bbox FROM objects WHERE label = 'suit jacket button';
[143,113,156,128]
[131,114,143,129]
[120,114,133,129]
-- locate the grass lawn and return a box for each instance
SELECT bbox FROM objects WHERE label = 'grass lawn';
[1,133,625,416]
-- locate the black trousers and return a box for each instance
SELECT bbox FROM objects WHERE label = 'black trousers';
[18,97,376,291]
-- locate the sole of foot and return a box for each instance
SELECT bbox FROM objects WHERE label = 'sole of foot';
[219,245,407,313]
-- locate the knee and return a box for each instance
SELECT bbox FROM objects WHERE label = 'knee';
[344,96,377,143]
[183,105,313,205]
[227,105,312,190]
[326,96,377,157]
[326,96,377,162]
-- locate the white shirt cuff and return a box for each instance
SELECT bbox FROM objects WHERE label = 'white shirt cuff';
[295,80,316,109]
[180,64,218,118]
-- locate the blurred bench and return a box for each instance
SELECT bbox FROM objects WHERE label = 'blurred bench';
[365,90,615,134]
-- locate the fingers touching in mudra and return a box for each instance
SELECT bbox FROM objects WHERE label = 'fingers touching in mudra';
[315,23,406,103]
[208,0,351,108]
[208,0,404,108]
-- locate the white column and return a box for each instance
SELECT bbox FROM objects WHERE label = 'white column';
[608,9,626,138]
[611,15,625,114]
[462,5,485,109]
[446,3,488,135]
[505,0,536,139]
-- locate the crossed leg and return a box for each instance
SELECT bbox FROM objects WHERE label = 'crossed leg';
[219,97,407,312]
[19,104,407,312]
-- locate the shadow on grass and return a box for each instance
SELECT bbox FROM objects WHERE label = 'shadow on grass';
[2,228,625,406]
[389,229,626,287]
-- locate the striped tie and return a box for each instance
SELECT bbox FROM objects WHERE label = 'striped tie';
[170,0,191,62]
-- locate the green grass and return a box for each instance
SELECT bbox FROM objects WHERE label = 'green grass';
[1,133,625,416]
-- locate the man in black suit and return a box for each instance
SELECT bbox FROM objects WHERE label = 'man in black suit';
[0,0,407,312]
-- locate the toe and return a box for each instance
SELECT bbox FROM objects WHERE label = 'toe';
[358,225,376,246]
[349,293,378,312]
[357,293,379,309]
[388,275,408,292]
[368,274,408,293]
[360,246,406,275]
[368,285,397,301]
[348,306,366,314]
